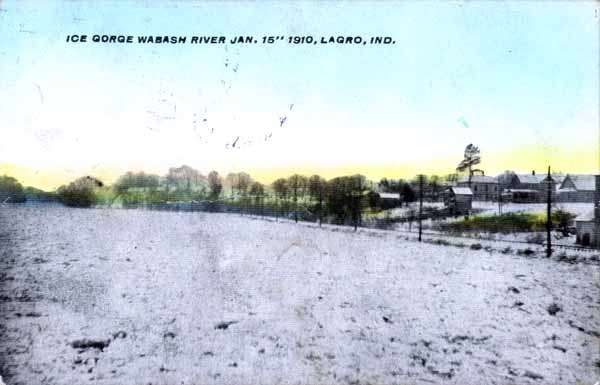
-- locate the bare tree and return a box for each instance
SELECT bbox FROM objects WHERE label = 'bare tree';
[250,181,265,216]
[288,174,308,223]
[208,171,222,200]
[308,175,326,226]
[272,178,289,220]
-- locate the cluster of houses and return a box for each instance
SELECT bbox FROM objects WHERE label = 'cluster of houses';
[446,172,600,247]
[443,172,596,213]
[451,172,596,203]
[378,171,600,248]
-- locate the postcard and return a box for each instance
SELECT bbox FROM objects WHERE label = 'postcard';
[0,1,598,384]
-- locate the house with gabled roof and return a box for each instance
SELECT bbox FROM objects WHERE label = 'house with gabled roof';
[558,174,596,202]
[503,171,557,203]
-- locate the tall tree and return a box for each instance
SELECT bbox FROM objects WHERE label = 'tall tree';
[308,175,326,226]
[57,176,103,208]
[166,165,202,192]
[225,172,238,198]
[429,175,441,201]
[350,174,367,230]
[208,171,223,200]
[272,178,289,219]
[250,181,265,216]
[400,182,416,204]
[288,174,308,223]
[0,175,26,203]
[235,172,252,196]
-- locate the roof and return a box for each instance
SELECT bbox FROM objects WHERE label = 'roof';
[576,210,595,222]
[457,175,497,184]
[514,174,545,184]
[564,174,596,191]
[505,189,539,193]
[557,188,577,193]
[378,192,400,200]
[450,187,473,195]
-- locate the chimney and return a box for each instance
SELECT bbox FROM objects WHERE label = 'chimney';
[532,170,536,176]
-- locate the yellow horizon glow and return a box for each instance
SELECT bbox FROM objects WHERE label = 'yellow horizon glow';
[1,144,597,191]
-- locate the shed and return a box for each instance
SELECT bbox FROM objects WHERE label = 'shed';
[575,210,598,247]
[444,187,472,215]
[574,175,600,247]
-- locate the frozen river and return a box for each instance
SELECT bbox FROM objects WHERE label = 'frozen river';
[0,205,598,384]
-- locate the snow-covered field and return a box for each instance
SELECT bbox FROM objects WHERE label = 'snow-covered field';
[0,205,599,385]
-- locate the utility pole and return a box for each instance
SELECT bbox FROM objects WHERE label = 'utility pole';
[358,177,363,228]
[318,187,323,228]
[398,179,402,208]
[354,180,358,232]
[418,175,424,242]
[497,179,502,215]
[546,166,553,258]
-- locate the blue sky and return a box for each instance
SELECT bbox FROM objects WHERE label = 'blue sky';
[0,1,598,188]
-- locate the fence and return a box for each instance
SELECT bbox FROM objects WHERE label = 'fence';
[112,199,598,253]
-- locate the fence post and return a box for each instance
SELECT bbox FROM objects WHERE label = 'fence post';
[418,174,423,242]
[497,180,502,215]
[546,166,553,258]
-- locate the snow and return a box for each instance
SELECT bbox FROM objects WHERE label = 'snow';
[473,201,593,217]
[0,205,599,385]
[450,187,472,196]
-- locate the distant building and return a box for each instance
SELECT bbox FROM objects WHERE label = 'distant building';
[558,174,596,202]
[377,192,402,208]
[457,175,498,201]
[575,211,596,246]
[503,171,557,203]
[575,175,600,247]
[444,186,473,215]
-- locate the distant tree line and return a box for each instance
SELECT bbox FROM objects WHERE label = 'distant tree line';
[378,175,448,203]
[32,166,460,229]
[49,167,382,227]
[57,176,103,207]
[0,175,26,203]
[0,175,58,203]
